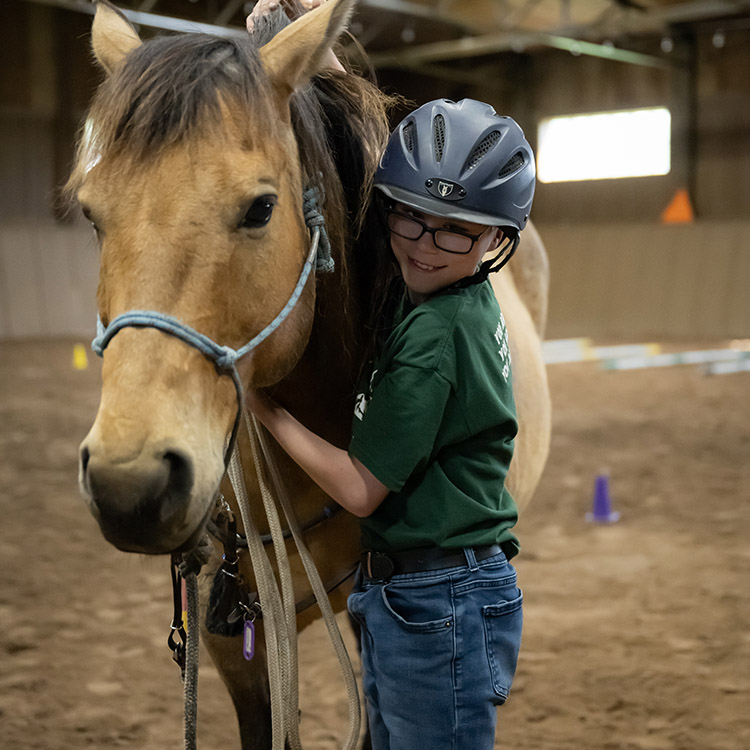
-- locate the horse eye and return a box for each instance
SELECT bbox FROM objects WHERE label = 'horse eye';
[240,195,277,229]
[81,205,99,233]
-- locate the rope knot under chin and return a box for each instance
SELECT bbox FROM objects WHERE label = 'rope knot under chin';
[214,346,238,371]
[176,533,214,578]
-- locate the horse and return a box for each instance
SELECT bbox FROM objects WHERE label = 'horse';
[67,1,551,747]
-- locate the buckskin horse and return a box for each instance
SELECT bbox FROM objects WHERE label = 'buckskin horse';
[67,1,551,747]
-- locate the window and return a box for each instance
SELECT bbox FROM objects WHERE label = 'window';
[537,107,671,183]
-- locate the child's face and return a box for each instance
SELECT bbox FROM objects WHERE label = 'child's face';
[389,203,502,304]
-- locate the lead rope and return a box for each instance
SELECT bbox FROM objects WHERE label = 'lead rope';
[228,442,299,750]
[178,417,361,750]
[248,413,362,750]
[173,540,211,750]
[183,572,200,750]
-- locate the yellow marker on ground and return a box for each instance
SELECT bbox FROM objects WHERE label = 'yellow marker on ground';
[581,340,598,361]
[73,343,89,370]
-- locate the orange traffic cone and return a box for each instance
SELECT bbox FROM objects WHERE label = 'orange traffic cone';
[661,189,694,224]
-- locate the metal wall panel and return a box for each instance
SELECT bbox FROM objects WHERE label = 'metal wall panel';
[1,219,746,342]
[0,115,57,222]
[0,222,98,339]
[539,220,750,340]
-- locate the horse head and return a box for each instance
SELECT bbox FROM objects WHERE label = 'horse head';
[70,0,355,554]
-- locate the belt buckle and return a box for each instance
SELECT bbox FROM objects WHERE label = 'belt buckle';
[366,552,395,580]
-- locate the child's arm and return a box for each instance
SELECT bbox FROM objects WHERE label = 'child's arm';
[247,390,389,517]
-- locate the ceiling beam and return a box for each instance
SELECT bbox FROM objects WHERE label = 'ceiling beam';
[214,0,246,27]
[23,0,750,71]
[651,0,750,26]
[369,30,672,69]
[22,0,474,39]
[22,0,247,37]
[394,61,492,86]
[359,0,474,32]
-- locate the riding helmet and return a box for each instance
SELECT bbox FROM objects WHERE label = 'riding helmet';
[374,98,535,232]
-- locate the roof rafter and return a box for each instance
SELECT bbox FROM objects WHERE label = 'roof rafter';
[368,29,673,68]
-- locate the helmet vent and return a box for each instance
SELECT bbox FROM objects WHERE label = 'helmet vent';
[402,121,416,153]
[499,151,526,179]
[433,115,446,161]
[465,131,501,170]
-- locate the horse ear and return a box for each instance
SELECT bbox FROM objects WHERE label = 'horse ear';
[259,0,354,98]
[91,0,142,74]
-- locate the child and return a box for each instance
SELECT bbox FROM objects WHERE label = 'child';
[248,97,536,750]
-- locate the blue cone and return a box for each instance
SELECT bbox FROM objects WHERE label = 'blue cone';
[585,473,620,523]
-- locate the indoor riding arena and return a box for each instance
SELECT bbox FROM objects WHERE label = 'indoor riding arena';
[1,1,748,749]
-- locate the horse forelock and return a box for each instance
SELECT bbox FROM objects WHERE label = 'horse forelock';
[83,34,276,161]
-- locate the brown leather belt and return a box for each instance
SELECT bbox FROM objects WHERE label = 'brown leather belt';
[361,544,503,581]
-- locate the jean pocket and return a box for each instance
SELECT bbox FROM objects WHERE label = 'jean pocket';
[347,590,367,627]
[381,583,453,634]
[482,589,523,703]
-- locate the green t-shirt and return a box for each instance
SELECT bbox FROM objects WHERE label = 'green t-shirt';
[348,280,519,557]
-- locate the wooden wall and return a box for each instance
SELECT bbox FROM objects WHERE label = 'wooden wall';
[1,1,748,341]
[539,220,750,340]
[0,2,100,338]
[0,222,98,338]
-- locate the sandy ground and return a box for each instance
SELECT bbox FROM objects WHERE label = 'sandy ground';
[1,338,748,750]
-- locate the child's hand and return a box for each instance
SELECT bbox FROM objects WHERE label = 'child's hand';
[246,0,346,72]
[246,0,332,33]
[246,0,280,33]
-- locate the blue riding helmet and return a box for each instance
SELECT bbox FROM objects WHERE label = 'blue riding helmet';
[374,98,536,234]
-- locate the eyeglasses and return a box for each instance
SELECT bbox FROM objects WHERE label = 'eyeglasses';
[385,209,489,255]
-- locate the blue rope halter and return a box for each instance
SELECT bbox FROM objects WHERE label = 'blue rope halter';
[91,186,333,466]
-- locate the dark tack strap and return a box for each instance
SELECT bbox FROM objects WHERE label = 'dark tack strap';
[361,543,503,580]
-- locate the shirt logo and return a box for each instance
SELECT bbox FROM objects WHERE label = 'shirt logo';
[354,393,368,421]
[494,313,512,382]
[354,368,378,421]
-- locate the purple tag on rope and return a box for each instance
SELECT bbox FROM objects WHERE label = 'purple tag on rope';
[243,620,255,661]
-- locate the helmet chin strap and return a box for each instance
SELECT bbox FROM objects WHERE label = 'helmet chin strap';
[452,232,520,289]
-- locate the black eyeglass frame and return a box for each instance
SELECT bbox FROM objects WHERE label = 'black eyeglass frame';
[384,208,494,255]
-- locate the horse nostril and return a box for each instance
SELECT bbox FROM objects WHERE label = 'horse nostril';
[80,445,91,476]
[164,450,194,498]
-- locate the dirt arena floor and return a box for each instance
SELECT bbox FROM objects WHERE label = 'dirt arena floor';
[1,338,748,750]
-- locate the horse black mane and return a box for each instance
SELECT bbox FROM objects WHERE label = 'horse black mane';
[109,34,275,151]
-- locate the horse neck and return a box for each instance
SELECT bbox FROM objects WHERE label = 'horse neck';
[271,263,362,449]
[252,68,393,447]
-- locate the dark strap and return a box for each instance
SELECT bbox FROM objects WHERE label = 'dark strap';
[167,559,187,675]
[362,544,503,580]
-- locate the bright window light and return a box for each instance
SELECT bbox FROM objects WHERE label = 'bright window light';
[537,107,671,183]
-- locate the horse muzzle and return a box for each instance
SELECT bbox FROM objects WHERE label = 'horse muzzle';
[79,442,203,554]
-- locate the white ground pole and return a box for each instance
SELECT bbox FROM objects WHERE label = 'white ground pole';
[542,339,750,375]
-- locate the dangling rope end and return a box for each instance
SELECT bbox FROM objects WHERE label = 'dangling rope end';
[302,184,335,273]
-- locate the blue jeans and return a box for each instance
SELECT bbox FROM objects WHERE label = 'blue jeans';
[347,548,523,750]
